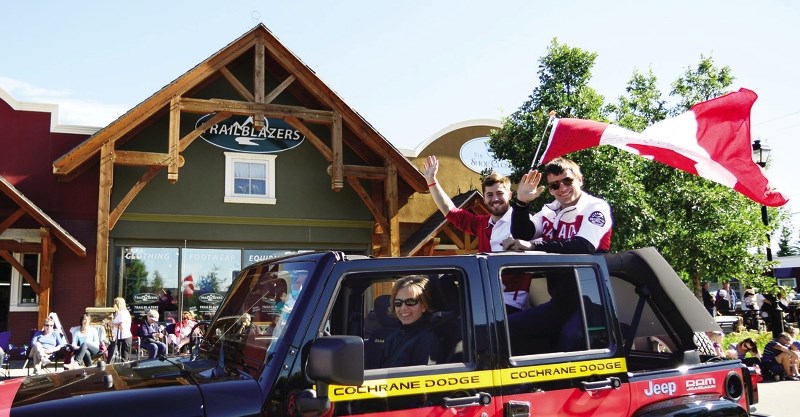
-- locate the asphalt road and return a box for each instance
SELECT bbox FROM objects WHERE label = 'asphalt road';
[751,379,799,416]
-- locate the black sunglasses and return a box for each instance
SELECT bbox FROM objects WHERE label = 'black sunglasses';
[548,177,575,190]
[393,298,419,307]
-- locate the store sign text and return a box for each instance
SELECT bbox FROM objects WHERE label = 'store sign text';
[198,114,305,153]
[459,137,513,176]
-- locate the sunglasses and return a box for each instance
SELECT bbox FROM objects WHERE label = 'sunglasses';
[548,177,575,190]
[393,298,419,308]
[44,324,54,328]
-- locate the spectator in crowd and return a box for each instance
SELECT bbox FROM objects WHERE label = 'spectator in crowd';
[70,313,101,368]
[715,282,736,315]
[169,311,197,353]
[30,317,67,374]
[108,297,133,362]
[726,337,761,367]
[381,276,443,368]
[701,282,715,316]
[762,332,799,381]
[705,331,724,357]
[139,309,167,359]
[237,313,261,335]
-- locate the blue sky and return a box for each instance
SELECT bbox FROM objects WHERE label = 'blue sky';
[2,1,799,223]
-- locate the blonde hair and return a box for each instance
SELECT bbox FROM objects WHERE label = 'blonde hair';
[113,297,127,312]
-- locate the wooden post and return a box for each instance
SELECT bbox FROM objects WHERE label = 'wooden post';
[168,97,180,183]
[95,141,114,307]
[331,112,343,191]
[38,227,54,326]
[385,162,399,257]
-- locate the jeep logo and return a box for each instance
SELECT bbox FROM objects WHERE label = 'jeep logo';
[643,380,677,396]
[133,293,159,304]
[199,293,224,304]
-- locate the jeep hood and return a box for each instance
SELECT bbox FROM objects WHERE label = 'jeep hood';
[2,359,262,417]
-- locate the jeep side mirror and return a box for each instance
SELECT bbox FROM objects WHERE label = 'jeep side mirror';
[299,336,364,415]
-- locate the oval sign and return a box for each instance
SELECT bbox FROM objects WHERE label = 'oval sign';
[197,114,305,153]
[199,292,225,304]
[459,137,514,176]
[133,293,159,304]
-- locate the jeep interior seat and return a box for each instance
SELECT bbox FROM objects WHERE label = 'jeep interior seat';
[363,295,400,369]
[433,275,464,363]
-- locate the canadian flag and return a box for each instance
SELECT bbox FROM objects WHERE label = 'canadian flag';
[182,274,194,297]
[540,88,788,207]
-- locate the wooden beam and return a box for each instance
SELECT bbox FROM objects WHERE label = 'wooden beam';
[95,141,114,307]
[53,34,258,176]
[284,117,333,161]
[114,151,185,167]
[38,227,53,327]
[441,225,465,248]
[265,75,295,104]
[109,166,163,230]
[219,66,255,102]
[327,164,387,180]
[168,97,180,183]
[0,208,25,234]
[0,241,42,253]
[331,113,343,191]
[253,39,266,129]
[179,97,334,123]
[179,111,232,152]
[385,162,399,257]
[345,176,389,234]
[0,250,40,294]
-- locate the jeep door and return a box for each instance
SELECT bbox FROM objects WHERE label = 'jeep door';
[487,253,632,416]
[313,255,502,417]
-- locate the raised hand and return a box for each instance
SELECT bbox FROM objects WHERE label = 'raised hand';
[422,155,439,184]
[516,169,545,203]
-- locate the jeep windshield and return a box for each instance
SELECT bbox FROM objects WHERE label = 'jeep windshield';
[200,260,312,377]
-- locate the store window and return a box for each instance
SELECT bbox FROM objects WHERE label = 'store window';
[0,253,41,312]
[181,248,241,320]
[224,152,276,204]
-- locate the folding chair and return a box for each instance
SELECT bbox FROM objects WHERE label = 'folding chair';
[0,331,10,378]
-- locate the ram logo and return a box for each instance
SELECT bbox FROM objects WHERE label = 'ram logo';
[686,377,716,391]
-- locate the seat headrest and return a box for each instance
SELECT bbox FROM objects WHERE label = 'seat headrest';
[374,295,400,328]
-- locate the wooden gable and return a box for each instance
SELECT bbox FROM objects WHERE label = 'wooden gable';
[51,24,427,306]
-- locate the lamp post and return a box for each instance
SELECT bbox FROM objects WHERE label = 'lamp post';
[752,139,783,337]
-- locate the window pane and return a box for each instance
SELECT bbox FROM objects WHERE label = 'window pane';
[234,178,250,195]
[250,163,266,179]
[250,180,266,195]
[20,254,39,304]
[234,162,249,178]
[504,266,603,356]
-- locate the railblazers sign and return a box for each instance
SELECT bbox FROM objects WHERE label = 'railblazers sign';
[197,114,305,153]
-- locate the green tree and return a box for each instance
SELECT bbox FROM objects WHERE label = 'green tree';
[777,226,799,257]
[124,258,149,300]
[490,44,781,298]
[151,270,165,292]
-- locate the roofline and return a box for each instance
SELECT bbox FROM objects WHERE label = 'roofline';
[0,175,87,257]
[0,86,101,136]
[400,118,503,158]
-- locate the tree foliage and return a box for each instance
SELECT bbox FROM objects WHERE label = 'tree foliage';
[490,40,783,297]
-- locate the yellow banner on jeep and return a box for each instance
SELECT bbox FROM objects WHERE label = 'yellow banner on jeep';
[327,358,627,401]
[328,370,494,401]
[499,357,627,386]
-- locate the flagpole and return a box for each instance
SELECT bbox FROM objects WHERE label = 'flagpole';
[531,111,557,168]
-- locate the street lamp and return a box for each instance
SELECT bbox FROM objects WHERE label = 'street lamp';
[752,139,782,336]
